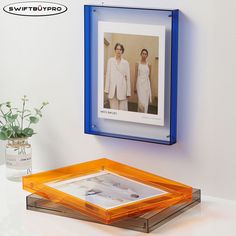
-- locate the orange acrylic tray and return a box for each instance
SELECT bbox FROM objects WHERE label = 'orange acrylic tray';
[23,158,192,224]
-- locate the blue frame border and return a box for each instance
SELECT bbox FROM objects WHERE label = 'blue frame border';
[84,5,179,145]
[84,5,92,134]
[169,9,179,144]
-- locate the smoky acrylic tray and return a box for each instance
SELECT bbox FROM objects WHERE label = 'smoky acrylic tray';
[26,189,200,233]
[23,158,192,224]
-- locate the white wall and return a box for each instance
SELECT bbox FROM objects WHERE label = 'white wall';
[1,0,236,201]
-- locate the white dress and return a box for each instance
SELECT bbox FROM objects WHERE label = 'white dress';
[136,63,152,113]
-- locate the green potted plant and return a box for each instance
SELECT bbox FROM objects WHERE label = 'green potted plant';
[0,95,48,181]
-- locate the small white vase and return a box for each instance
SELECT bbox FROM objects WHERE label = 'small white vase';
[5,138,32,181]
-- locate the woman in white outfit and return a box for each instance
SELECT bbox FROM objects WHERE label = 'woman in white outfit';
[104,43,131,111]
[134,49,152,113]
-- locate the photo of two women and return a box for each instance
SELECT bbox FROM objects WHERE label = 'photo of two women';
[104,32,159,115]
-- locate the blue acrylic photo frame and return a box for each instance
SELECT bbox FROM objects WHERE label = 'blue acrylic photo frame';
[84,5,179,145]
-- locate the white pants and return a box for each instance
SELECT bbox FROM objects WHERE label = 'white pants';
[109,97,128,111]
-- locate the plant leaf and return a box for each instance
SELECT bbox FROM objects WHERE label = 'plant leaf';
[6,114,18,123]
[6,102,11,108]
[0,131,8,140]
[34,108,42,117]
[1,126,8,132]
[12,126,20,132]
[22,128,34,137]
[6,129,13,138]
[42,102,49,106]
[12,114,18,120]
[29,116,39,124]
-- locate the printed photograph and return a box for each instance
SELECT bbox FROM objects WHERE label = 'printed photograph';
[47,171,167,209]
[104,33,158,114]
[98,22,166,126]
